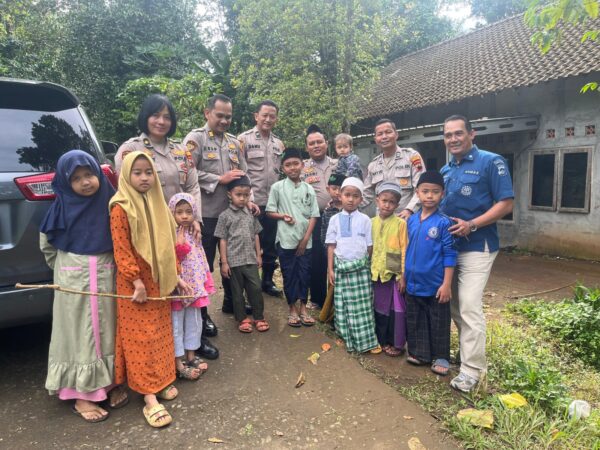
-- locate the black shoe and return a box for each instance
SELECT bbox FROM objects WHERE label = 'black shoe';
[221,300,234,314]
[262,284,282,297]
[203,315,218,337]
[197,337,219,360]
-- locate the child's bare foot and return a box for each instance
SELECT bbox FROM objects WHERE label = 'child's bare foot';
[175,358,201,380]
[72,399,109,423]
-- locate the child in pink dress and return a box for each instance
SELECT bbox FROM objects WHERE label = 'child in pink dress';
[168,193,216,380]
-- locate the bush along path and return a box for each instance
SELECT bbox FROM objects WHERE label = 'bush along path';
[353,282,600,450]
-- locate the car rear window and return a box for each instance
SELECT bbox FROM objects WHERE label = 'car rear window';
[0,107,97,172]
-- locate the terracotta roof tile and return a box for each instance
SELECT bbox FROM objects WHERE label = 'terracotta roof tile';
[360,14,600,119]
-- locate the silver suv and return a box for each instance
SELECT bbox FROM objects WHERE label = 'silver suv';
[0,78,117,328]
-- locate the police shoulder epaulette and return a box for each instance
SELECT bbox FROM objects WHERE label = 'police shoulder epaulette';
[169,137,182,144]
[240,129,253,136]
[124,136,141,144]
[271,132,281,140]
[190,128,205,134]
[226,132,239,141]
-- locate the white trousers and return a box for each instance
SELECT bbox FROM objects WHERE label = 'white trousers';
[451,250,497,380]
[171,307,203,357]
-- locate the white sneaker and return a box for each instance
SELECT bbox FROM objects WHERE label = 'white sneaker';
[450,372,479,393]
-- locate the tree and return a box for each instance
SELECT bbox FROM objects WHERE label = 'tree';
[225,0,456,147]
[468,0,528,24]
[525,0,599,92]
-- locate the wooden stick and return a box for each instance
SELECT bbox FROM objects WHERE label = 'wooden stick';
[15,283,195,301]
[506,282,575,299]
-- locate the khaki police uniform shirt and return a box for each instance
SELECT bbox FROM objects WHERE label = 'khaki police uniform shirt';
[114,132,202,220]
[300,156,338,212]
[183,124,247,219]
[363,146,425,212]
[237,126,284,206]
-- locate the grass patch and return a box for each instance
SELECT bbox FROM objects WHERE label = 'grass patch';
[354,287,600,449]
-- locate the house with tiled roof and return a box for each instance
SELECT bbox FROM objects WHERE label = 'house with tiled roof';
[352,13,600,260]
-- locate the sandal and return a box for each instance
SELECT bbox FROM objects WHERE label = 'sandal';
[431,358,450,376]
[108,385,129,409]
[187,356,208,372]
[299,313,315,326]
[406,354,427,366]
[383,346,404,357]
[156,384,178,400]
[177,363,201,381]
[143,403,172,428]
[254,319,270,332]
[71,404,109,423]
[288,314,302,327]
[369,345,383,354]
[238,317,254,333]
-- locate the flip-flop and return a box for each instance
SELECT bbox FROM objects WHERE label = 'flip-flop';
[108,386,129,409]
[288,314,302,327]
[431,358,450,376]
[383,346,404,357]
[299,314,315,327]
[71,404,109,423]
[406,354,427,366]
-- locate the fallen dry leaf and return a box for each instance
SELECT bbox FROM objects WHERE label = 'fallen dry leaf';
[289,334,300,338]
[498,392,528,409]
[207,437,224,443]
[307,352,320,365]
[295,372,306,388]
[335,339,344,347]
[407,436,426,450]
[274,430,284,437]
[321,343,331,352]
[403,415,414,420]
[457,408,494,429]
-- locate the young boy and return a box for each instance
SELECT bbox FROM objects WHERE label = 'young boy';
[214,176,269,333]
[333,133,363,180]
[326,177,380,353]
[266,148,320,327]
[402,170,457,375]
[318,173,345,324]
[371,182,408,357]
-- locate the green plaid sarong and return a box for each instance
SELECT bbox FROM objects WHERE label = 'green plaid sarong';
[334,256,378,353]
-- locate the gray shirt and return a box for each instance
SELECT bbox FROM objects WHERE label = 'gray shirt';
[214,205,262,268]
[238,127,285,206]
[183,125,247,218]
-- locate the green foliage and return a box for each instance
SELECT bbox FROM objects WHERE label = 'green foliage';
[509,285,600,369]
[468,0,528,25]
[487,322,568,411]
[114,73,220,140]
[226,0,456,147]
[525,0,600,53]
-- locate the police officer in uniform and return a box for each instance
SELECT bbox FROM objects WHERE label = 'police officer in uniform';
[362,119,426,220]
[301,125,338,309]
[183,94,259,326]
[238,100,284,297]
[114,94,220,360]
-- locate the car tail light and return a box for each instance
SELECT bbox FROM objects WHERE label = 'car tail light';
[101,164,118,189]
[14,163,118,201]
[14,173,55,201]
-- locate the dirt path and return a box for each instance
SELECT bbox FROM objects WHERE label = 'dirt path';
[0,292,457,449]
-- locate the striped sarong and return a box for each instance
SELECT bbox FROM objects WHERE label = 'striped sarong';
[334,256,378,353]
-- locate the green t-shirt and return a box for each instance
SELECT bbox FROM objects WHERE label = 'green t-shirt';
[266,178,320,250]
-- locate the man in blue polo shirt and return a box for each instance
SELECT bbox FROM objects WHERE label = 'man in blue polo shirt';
[440,115,514,393]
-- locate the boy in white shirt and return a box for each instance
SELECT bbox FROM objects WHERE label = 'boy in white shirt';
[325,177,381,354]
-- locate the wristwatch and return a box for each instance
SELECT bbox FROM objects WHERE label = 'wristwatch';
[468,220,478,232]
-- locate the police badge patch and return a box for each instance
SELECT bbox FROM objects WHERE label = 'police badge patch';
[427,227,439,239]
[493,159,508,176]
[461,185,472,196]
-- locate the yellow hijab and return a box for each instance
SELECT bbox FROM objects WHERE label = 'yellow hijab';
[109,151,178,297]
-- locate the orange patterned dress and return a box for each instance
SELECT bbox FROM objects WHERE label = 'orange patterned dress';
[110,204,176,395]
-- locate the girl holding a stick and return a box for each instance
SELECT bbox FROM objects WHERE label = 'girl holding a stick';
[109,151,192,428]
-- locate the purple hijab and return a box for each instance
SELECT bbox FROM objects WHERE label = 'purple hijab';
[40,150,115,255]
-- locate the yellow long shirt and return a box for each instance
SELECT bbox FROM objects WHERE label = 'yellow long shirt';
[371,215,408,283]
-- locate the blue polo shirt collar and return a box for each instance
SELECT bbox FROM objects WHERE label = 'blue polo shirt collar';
[450,145,478,166]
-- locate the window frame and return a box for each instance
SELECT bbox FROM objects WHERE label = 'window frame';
[528,147,593,213]
[529,149,558,211]
[557,147,592,213]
